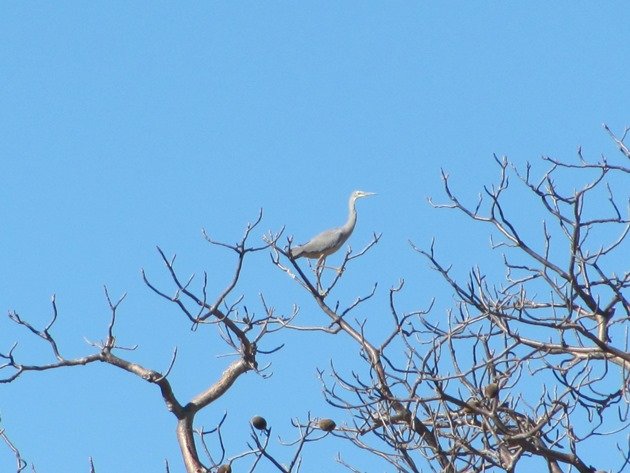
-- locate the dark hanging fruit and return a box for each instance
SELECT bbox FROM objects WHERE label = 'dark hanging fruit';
[251,415,267,430]
[318,418,336,432]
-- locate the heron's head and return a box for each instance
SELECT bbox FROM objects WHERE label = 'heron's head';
[351,190,376,201]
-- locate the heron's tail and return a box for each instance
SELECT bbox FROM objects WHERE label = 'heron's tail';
[290,246,304,258]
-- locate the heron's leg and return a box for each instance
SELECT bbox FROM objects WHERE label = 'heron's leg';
[312,256,325,293]
[314,257,344,276]
[316,256,326,277]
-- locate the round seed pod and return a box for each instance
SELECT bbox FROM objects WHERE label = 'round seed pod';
[318,418,336,432]
[484,383,499,399]
[462,398,480,413]
[217,465,232,473]
[251,415,267,430]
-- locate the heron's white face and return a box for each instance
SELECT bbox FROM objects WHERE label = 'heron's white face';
[353,190,376,199]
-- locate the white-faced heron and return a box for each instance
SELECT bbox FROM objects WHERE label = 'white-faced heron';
[290,190,375,266]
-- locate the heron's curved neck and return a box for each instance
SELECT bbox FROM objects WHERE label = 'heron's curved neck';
[341,196,358,233]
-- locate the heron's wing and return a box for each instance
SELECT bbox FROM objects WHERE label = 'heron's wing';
[309,227,345,250]
[294,227,345,257]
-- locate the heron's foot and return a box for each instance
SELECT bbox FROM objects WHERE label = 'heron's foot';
[316,264,344,274]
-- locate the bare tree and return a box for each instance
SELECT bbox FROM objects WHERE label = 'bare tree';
[268,125,629,473]
[0,213,311,473]
[1,126,628,472]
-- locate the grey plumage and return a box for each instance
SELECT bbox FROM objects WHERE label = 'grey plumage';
[291,190,375,262]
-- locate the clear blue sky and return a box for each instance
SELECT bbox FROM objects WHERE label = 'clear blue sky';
[1,3,628,472]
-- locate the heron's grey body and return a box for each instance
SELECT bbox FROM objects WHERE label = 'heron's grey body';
[291,190,375,261]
